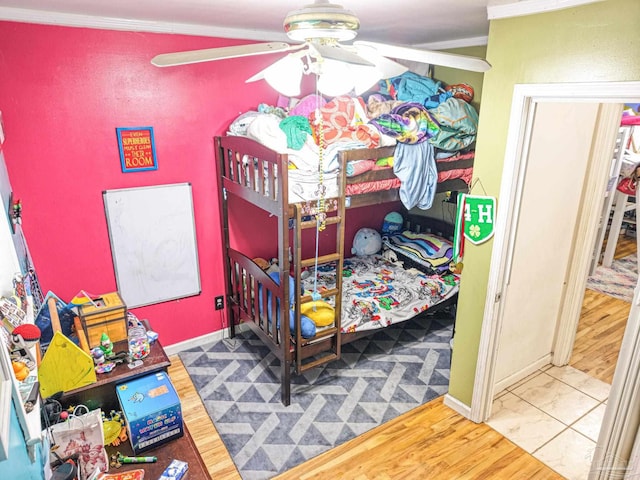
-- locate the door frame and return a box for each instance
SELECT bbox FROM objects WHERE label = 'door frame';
[470,82,640,477]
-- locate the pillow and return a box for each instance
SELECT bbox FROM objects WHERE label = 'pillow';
[382,230,453,273]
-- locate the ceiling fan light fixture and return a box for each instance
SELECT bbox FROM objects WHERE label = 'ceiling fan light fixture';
[316,58,355,97]
[284,2,359,42]
[248,53,304,97]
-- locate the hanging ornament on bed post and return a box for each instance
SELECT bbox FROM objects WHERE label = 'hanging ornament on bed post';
[313,83,327,232]
[311,89,327,303]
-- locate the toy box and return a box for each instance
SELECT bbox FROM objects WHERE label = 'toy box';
[116,371,183,454]
[78,291,128,348]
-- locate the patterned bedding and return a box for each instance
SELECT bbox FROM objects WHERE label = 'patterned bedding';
[301,254,459,334]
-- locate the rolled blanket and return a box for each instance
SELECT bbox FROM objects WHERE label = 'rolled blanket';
[370,103,440,144]
[346,159,375,177]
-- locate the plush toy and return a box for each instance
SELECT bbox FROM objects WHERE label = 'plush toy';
[382,212,403,235]
[351,228,382,256]
[382,249,398,262]
[300,301,335,327]
[259,272,317,338]
[266,258,280,276]
[12,360,29,381]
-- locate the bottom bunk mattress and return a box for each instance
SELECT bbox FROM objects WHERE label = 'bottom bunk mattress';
[302,254,459,334]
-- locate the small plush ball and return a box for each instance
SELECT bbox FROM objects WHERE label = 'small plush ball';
[351,228,382,256]
[445,83,474,103]
[13,324,41,342]
[381,212,403,234]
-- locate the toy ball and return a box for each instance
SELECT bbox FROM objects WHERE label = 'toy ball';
[445,83,474,103]
[381,212,403,234]
[351,228,382,256]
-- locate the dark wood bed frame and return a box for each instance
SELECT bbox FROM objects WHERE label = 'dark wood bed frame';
[216,135,465,405]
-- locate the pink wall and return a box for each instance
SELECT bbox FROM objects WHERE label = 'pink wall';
[0,21,393,346]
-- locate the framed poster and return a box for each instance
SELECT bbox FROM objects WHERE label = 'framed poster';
[116,126,158,173]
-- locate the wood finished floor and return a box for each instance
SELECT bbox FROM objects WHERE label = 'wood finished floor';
[167,233,635,479]
[569,233,634,384]
[168,358,563,480]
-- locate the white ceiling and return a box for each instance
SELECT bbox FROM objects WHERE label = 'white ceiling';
[0,0,495,48]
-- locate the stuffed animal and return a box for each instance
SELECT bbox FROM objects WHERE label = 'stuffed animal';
[259,272,317,338]
[351,228,382,256]
[382,212,403,234]
[382,249,398,262]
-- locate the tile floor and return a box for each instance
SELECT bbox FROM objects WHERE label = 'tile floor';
[488,365,611,480]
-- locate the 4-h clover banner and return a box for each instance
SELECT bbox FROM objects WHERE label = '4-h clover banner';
[462,194,496,244]
[453,194,496,254]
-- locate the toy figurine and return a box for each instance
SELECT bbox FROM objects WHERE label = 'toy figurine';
[11,199,22,226]
[100,333,114,357]
[91,347,106,365]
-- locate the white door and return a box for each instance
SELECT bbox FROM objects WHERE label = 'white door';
[494,102,601,390]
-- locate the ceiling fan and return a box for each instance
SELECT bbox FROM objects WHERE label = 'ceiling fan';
[151,0,491,97]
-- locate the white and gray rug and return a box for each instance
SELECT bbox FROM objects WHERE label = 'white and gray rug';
[179,314,454,479]
[587,253,637,302]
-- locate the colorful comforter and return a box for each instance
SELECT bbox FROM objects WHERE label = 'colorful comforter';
[301,254,459,334]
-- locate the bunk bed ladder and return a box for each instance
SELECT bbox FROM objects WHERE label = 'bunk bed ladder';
[291,197,345,374]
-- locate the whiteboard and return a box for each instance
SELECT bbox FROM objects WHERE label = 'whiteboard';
[103,183,201,307]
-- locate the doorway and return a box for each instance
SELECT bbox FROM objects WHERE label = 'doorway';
[471,81,640,480]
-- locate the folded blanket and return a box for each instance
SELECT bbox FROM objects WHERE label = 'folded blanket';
[346,159,375,177]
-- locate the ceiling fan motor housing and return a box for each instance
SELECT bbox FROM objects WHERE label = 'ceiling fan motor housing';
[284,1,360,42]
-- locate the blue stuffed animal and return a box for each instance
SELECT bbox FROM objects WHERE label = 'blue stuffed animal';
[351,228,382,256]
[259,272,316,338]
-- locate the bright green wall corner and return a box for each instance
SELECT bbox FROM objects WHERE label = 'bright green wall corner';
[432,45,487,113]
[448,0,640,407]
[412,46,487,222]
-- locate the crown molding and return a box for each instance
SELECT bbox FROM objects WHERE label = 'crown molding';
[487,0,604,20]
[413,36,488,50]
[0,6,486,51]
[0,6,288,42]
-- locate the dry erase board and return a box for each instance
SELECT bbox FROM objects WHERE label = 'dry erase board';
[103,183,201,307]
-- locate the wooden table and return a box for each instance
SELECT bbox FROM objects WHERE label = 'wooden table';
[60,340,211,479]
[61,339,171,412]
[105,424,210,479]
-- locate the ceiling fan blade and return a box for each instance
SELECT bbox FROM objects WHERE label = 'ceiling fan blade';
[350,44,408,79]
[151,42,292,67]
[354,41,491,73]
[312,43,374,66]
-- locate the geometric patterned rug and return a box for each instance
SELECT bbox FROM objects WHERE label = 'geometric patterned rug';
[587,253,637,302]
[179,314,454,479]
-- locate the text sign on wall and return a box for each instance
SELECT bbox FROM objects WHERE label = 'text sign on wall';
[116,126,158,173]
[463,195,496,245]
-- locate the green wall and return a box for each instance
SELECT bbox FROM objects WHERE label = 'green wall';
[432,45,486,114]
[412,45,487,222]
[448,0,640,406]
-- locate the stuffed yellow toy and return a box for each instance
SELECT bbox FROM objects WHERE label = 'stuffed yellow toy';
[300,301,335,327]
[12,360,29,381]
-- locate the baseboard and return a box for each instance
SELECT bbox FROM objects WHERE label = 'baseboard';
[493,354,552,393]
[163,323,250,356]
[443,393,472,420]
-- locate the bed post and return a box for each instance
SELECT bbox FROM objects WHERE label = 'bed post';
[215,136,235,339]
[281,360,291,406]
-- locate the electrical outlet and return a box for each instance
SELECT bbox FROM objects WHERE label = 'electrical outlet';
[215,296,224,310]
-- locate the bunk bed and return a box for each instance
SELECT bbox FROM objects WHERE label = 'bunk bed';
[216,133,469,405]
